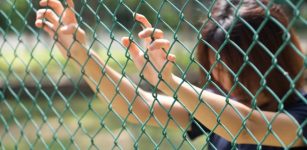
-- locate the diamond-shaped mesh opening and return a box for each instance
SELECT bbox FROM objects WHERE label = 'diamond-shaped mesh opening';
[1,0,306,149]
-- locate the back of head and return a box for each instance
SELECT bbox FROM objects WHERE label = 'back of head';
[197,0,304,109]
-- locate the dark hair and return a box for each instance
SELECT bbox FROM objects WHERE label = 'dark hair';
[197,0,304,110]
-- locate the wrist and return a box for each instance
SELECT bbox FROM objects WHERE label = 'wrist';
[68,42,88,57]
[158,74,179,95]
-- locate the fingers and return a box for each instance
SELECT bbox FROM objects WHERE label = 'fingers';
[135,14,175,62]
[148,39,176,62]
[39,0,64,15]
[167,54,176,62]
[40,0,77,24]
[35,19,55,36]
[121,37,142,59]
[36,8,60,37]
[35,19,54,28]
[148,39,170,51]
[135,13,152,29]
[36,9,59,27]
[135,13,154,44]
[139,28,164,39]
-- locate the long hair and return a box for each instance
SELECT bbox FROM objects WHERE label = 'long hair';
[197,0,304,110]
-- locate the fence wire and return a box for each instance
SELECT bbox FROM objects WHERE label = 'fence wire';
[0,0,306,149]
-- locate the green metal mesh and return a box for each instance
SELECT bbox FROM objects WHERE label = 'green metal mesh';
[0,0,306,149]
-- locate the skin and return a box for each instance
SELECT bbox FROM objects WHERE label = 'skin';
[36,0,305,147]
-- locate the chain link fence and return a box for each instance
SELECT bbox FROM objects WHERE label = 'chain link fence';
[0,0,306,149]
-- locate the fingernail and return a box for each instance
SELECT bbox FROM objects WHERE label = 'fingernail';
[35,20,42,27]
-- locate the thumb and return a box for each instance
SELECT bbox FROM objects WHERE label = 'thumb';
[121,37,142,59]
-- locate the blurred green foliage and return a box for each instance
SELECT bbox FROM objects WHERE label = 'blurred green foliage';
[0,0,37,33]
[0,1,306,149]
[0,97,206,149]
[0,0,306,88]
[1,0,307,33]
[1,0,306,83]
[0,0,198,33]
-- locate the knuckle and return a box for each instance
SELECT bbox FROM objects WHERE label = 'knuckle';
[164,40,170,47]
[149,42,158,49]
[45,9,53,15]
[145,28,154,33]
[149,41,155,47]
[150,29,163,38]
[40,9,53,16]
[156,29,163,34]
[37,9,45,14]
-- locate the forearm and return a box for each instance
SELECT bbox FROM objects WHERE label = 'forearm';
[161,75,251,142]
[81,51,189,128]
[58,44,189,128]
[159,75,304,146]
[57,40,248,142]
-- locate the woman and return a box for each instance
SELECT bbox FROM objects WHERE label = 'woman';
[35,0,306,149]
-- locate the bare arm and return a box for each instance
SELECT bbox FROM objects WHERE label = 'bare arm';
[128,14,305,147]
[36,0,305,147]
[35,0,189,129]
[165,76,304,146]
[74,50,189,129]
